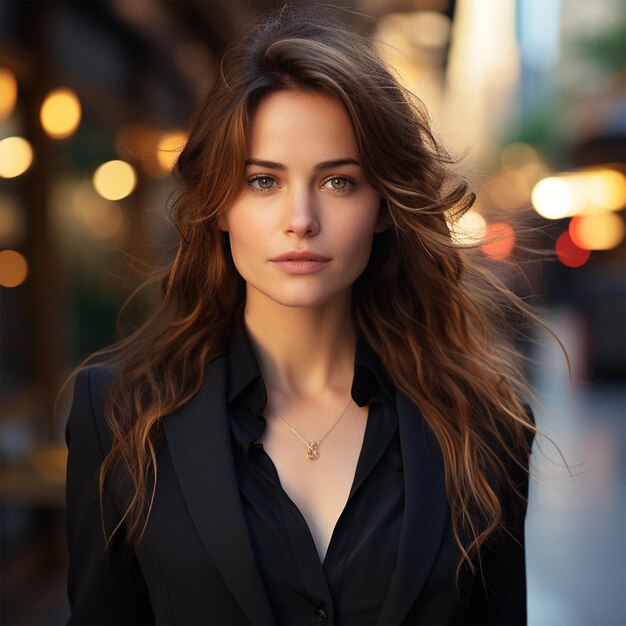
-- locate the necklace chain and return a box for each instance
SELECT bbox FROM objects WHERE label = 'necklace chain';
[274,396,353,461]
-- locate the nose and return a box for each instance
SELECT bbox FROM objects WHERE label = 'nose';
[282,185,320,238]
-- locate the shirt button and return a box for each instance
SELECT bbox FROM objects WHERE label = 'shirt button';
[315,609,328,624]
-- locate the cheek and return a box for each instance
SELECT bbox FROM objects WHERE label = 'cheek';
[339,209,379,255]
[224,206,257,246]
[349,233,375,270]
[331,226,376,283]
[224,212,267,275]
[228,227,257,265]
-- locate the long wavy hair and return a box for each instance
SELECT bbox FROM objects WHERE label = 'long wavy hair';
[63,4,565,589]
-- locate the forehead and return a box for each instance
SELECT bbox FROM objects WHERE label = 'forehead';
[247,89,360,162]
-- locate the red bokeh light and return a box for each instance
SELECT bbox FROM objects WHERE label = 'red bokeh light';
[555,231,590,268]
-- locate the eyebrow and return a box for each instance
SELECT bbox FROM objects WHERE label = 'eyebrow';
[244,158,361,171]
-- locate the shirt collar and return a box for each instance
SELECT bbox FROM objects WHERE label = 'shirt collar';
[226,310,395,413]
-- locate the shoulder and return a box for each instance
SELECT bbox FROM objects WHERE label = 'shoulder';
[73,364,119,412]
[66,364,119,455]
[77,363,118,392]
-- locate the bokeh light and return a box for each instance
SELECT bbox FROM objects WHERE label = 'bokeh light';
[0,68,18,120]
[449,209,488,245]
[0,137,34,178]
[531,177,572,219]
[40,87,82,139]
[72,181,126,239]
[532,168,626,219]
[409,11,451,49]
[0,249,29,287]
[555,231,590,268]
[580,168,626,213]
[156,130,187,173]
[81,200,125,239]
[92,160,137,200]
[569,213,625,250]
[481,222,516,260]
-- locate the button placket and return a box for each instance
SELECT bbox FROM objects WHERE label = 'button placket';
[314,608,329,624]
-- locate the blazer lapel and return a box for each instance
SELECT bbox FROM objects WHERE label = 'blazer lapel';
[163,356,276,626]
[377,388,450,626]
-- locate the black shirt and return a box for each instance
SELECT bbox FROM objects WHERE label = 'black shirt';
[226,313,404,626]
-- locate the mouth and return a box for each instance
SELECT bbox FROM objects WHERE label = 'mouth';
[270,258,331,274]
[270,251,331,262]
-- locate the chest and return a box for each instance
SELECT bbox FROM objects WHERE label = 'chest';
[257,403,369,562]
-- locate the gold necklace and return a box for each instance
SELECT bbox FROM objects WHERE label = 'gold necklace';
[274,396,353,461]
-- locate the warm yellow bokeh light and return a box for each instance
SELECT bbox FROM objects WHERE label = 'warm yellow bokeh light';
[569,213,624,250]
[156,130,187,172]
[40,88,82,139]
[92,160,137,200]
[0,68,18,120]
[409,11,451,49]
[0,249,29,287]
[448,209,487,245]
[0,137,34,178]
[70,179,126,239]
[579,168,626,213]
[532,168,626,219]
[531,177,573,219]
[82,200,125,239]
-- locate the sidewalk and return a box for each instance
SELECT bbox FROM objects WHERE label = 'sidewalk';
[526,307,626,626]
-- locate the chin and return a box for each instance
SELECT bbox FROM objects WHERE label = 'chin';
[264,291,335,309]
[248,281,350,310]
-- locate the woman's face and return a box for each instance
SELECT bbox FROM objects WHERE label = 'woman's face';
[219,88,386,309]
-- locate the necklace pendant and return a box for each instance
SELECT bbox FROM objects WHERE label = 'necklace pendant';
[306,440,320,461]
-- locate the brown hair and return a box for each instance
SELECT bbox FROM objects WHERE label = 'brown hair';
[63,3,566,589]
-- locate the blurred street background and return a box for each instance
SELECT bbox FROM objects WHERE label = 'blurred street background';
[0,1,624,624]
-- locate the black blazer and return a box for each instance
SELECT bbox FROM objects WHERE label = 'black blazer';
[65,356,532,625]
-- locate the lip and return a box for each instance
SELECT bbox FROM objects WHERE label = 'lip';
[270,250,331,274]
[270,259,331,274]
[270,250,331,262]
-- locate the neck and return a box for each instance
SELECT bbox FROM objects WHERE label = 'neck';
[242,285,357,399]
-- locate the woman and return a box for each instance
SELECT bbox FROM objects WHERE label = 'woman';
[64,5,546,625]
